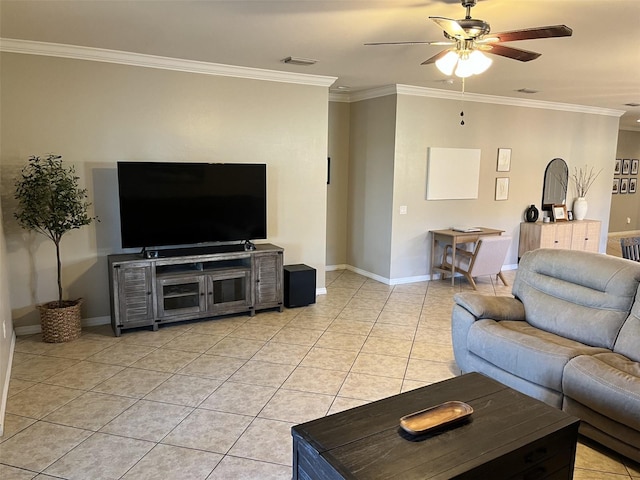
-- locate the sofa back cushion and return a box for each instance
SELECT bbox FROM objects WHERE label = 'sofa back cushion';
[614,294,640,362]
[513,249,640,349]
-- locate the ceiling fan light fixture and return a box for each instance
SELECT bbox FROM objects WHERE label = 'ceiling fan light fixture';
[468,50,492,74]
[435,51,459,76]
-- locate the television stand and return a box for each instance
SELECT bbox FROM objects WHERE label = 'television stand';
[108,243,284,336]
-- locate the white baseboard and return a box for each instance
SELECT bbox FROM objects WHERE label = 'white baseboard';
[14,315,111,337]
[0,332,16,437]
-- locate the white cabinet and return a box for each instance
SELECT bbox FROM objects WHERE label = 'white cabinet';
[519,220,601,258]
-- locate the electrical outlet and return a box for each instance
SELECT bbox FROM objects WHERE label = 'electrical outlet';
[2,321,6,339]
[399,206,407,215]
[627,217,631,224]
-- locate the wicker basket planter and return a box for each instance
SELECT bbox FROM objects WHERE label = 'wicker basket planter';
[38,298,83,343]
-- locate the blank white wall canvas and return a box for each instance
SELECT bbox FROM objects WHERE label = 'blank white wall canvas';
[427,147,481,200]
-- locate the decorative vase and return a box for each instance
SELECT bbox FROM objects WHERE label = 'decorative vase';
[573,197,588,221]
[525,204,539,223]
[38,298,83,343]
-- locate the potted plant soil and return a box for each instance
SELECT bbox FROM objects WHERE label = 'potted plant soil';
[14,154,96,342]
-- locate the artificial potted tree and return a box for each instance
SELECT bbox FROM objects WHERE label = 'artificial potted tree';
[14,154,95,342]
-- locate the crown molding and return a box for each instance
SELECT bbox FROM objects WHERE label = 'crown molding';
[0,38,337,87]
[330,83,625,118]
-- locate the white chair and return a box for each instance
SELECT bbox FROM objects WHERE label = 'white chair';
[441,235,512,289]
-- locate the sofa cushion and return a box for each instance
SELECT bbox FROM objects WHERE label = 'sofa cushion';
[615,300,640,362]
[467,319,609,391]
[513,249,640,349]
[563,353,640,431]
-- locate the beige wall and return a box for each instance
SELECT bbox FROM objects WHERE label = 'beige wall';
[609,130,640,232]
[346,95,397,280]
[326,101,350,267]
[341,91,619,283]
[1,52,330,329]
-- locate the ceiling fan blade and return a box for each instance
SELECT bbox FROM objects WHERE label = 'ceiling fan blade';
[365,41,454,46]
[421,49,450,65]
[489,25,573,43]
[430,16,467,39]
[484,44,541,62]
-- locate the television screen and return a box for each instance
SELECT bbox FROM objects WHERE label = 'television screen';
[117,162,267,248]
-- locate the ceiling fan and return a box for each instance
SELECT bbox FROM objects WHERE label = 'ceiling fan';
[366,0,572,78]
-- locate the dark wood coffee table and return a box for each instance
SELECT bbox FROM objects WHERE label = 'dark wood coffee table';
[291,373,579,479]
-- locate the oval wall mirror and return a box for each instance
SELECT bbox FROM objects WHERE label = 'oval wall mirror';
[542,158,568,211]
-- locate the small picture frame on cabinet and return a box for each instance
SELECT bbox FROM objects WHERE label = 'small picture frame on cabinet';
[552,204,568,222]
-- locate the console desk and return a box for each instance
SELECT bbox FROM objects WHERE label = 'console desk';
[430,228,504,285]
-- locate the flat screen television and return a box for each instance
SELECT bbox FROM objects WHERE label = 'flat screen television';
[117,162,267,249]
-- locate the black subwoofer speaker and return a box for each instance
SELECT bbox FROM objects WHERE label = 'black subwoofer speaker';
[284,264,316,308]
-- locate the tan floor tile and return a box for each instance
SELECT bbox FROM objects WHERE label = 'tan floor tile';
[227,323,282,342]
[100,399,192,442]
[282,366,348,395]
[0,463,38,479]
[361,336,412,357]
[410,342,455,362]
[162,333,225,353]
[286,314,334,330]
[327,319,374,336]
[121,444,222,480]
[6,383,84,419]
[0,414,36,443]
[575,440,630,475]
[36,338,112,360]
[86,342,157,367]
[178,354,246,380]
[205,336,266,359]
[228,360,296,388]
[7,378,36,397]
[415,326,452,345]
[92,367,171,398]
[335,308,381,323]
[388,291,425,305]
[404,358,458,383]
[327,396,370,415]
[351,352,408,378]
[271,326,324,346]
[346,296,386,312]
[130,348,200,373]
[11,355,79,382]
[259,389,333,423]
[369,323,417,341]
[360,279,393,292]
[376,310,420,327]
[121,326,186,347]
[0,421,92,472]
[300,347,358,372]
[199,381,276,416]
[207,455,291,480]
[337,372,403,401]
[315,331,367,352]
[572,468,633,479]
[381,301,423,316]
[44,432,154,479]
[188,318,243,336]
[393,282,429,295]
[162,409,252,454]
[228,417,295,466]
[401,379,430,392]
[302,303,344,318]
[43,391,136,431]
[144,374,222,407]
[251,342,311,365]
[44,361,124,390]
[352,289,391,302]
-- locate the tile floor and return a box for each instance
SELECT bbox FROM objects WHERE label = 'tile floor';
[1,270,638,479]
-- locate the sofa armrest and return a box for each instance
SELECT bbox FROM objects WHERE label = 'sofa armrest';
[453,293,525,321]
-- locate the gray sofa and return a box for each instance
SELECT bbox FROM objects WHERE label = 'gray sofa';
[451,248,640,462]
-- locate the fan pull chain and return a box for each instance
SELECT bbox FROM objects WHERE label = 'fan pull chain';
[460,78,465,126]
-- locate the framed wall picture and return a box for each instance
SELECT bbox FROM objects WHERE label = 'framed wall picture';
[614,158,622,175]
[621,177,629,194]
[632,159,639,176]
[623,159,631,175]
[613,178,620,194]
[497,148,511,172]
[495,177,509,201]
[552,204,568,222]
[630,178,637,194]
